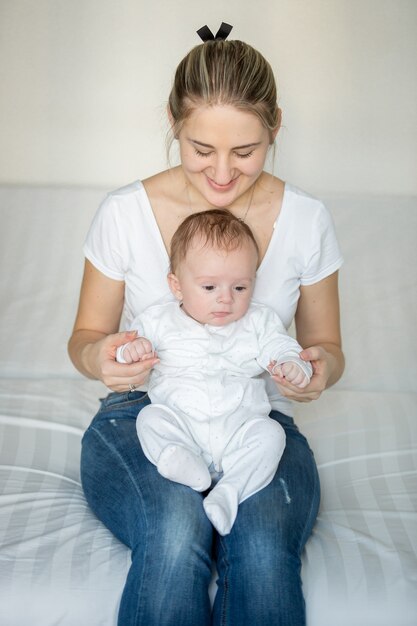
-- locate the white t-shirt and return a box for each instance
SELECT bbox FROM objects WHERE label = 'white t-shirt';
[84,179,343,415]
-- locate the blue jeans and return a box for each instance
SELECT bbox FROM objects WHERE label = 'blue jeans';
[81,390,320,626]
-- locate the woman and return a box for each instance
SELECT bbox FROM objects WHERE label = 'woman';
[68,24,344,626]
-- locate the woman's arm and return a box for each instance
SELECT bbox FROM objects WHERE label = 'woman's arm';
[271,271,345,402]
[68,260,158,391]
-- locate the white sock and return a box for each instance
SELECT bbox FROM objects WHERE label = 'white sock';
[157,444,211,492]
[203,484,239,536]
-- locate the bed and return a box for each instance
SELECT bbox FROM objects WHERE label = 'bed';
[0,185,416,625]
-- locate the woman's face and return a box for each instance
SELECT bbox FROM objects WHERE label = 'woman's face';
[177,104,274,209]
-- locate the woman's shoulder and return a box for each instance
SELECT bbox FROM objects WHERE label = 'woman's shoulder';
[89,179,153,233]
[105,179,144,200]
[284,182,327,212]
[142,167,184,203]
[101,168,183,216]
[97,180,148,217]
[281,182,334,232]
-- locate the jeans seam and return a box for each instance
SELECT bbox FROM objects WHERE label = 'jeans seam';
[87,425,150,625]
[218,534,230,626]
[298,455,321,552]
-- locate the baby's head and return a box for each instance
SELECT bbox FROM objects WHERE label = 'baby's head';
[168,209,259,326]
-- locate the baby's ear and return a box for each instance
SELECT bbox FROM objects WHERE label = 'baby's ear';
[167,272,182,301]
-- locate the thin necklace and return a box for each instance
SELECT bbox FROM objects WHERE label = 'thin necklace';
[238,181,256,223]
[185,179,257,224]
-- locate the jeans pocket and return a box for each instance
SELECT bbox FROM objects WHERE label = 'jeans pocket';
[89,390,151,428]
[100,389,148,409]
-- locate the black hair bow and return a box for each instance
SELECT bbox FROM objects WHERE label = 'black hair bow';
[197,22,233,42]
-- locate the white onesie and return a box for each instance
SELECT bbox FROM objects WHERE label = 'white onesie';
[117,300,312,535]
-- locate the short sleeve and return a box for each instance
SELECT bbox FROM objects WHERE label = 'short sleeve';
[83,194,127,281]
[300,202,343,286]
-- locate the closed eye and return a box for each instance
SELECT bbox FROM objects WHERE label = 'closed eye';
[235,151,254,159]
[195,149,212,158]
[194,149,254,159]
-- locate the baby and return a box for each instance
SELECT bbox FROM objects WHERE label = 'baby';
[117,209,312,535]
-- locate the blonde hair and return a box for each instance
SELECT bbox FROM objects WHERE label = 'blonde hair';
[168,39,280,143]
[170,209,259,273]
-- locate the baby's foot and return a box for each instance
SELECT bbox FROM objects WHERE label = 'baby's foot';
[203,485,238,536]
[157,444,211,492]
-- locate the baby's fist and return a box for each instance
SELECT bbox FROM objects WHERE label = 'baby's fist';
[273,362,310,388]
[117,337,154,364]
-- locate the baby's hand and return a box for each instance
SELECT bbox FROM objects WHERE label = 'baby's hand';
[269,361,310,389]
[117,336,154,364]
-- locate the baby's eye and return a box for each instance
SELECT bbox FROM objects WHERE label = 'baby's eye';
[234,286,247,292]
[202,285,215,291]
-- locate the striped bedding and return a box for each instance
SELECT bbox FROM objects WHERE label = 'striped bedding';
[0,186,416,625]
[0,411,129,626]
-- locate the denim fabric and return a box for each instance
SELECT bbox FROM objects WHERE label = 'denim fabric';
[81,390,320,626]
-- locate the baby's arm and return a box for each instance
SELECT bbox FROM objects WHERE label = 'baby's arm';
[116,336,154,364]
[254,305,313,389]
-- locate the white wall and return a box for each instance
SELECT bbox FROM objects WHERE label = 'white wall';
[0,0,416,195]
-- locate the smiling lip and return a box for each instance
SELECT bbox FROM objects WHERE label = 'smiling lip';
[206,176,239,192]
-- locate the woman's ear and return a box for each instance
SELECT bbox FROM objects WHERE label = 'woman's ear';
[167,272,182,301]
[167,105,178,138]
[271,107,282,143]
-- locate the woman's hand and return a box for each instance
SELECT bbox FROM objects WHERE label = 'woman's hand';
[83,330,159,392]
[270,346,337,403]
[68,262,160,392]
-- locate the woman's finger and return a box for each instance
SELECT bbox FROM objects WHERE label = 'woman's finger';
[102,354,159,389]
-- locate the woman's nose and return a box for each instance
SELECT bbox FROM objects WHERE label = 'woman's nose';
[212,155,233,185]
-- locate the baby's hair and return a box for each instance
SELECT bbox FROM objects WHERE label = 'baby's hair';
[170,209,259,273]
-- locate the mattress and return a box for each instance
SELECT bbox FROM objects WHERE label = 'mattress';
[297,390,417,625]
[0,412,129,626]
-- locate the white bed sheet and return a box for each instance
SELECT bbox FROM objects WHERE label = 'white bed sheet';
[0,413,129,626]
[297,390,417,625]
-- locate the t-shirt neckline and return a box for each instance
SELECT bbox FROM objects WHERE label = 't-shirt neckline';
[135,179,289,275]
